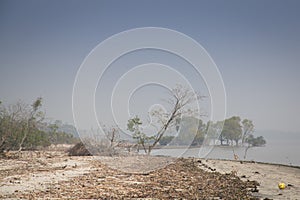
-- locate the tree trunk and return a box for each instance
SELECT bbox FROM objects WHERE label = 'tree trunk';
[243,145,251,159]
[235,140,239,146]
[147,146,152,155]
[141,142,147,154]
[242,133,246,145]
[18,125,28,152]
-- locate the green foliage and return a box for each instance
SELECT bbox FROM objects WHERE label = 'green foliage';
[221,116,242,146]
[0,98,79,154]
[246,134,266,147]
[32,97,42,112]
[127,116,154,153]
[0,98,49,152]
[127,116,142,132]
[242,119,254,144]
[23,130,50,150]
[126,113,266,152]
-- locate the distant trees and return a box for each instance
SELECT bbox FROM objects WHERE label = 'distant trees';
[47,122,78,145]
[220,116,242,146]
[246,134,266,147]
[219,116,265,147]
[149,115,265,149]
[243,134,266,159]
[242,119,254,144]
[172,117,206,146]
[127,112,266,152]
[52,120,79,138]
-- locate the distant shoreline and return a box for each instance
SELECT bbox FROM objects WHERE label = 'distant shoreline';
[152,144,265,150]
[151,145,300,168]
[202,157,300,168]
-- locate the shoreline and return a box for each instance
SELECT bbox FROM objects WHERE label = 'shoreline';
[153,144,264,149]
[151,145,300,167]
[198,157,300,169]
[197,157,300,199]
[0,151,299,199]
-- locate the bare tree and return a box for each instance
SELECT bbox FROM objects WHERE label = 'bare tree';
[127,85,203,155]
[102,126,120,148]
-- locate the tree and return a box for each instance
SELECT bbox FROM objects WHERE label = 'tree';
[221,116,242,146]
[103,126,120,148]
[128,85,201,154]
[17,97,44,151]
[242,119,254,145]
[246,134,266,147]
[127,116,153,153]
[243,134,266,159]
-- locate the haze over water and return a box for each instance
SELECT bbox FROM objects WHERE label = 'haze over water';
[153,131,300,166]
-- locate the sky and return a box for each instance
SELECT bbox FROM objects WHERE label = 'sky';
[0,0,300,132]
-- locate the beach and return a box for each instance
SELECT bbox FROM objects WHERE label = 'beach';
[0,151,299,199]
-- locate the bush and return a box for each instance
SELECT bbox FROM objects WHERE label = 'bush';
[0,98,49,153]
[246,134,266,147]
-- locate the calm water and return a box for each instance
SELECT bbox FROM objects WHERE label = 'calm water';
[152,131,300,166]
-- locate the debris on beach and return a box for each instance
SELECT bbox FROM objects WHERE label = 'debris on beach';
[1,154,259,200]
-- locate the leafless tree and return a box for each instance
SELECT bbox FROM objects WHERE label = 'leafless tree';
[102,126,120,148]
[128,85,204,155]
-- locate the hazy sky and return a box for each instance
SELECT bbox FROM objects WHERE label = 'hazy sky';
[0,0,300,132]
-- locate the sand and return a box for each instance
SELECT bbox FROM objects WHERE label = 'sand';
[0,151,299,199]
[198,159,300,199]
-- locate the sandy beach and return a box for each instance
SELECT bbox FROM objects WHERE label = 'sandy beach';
[198,159,300,200]
[0,151,299,199]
